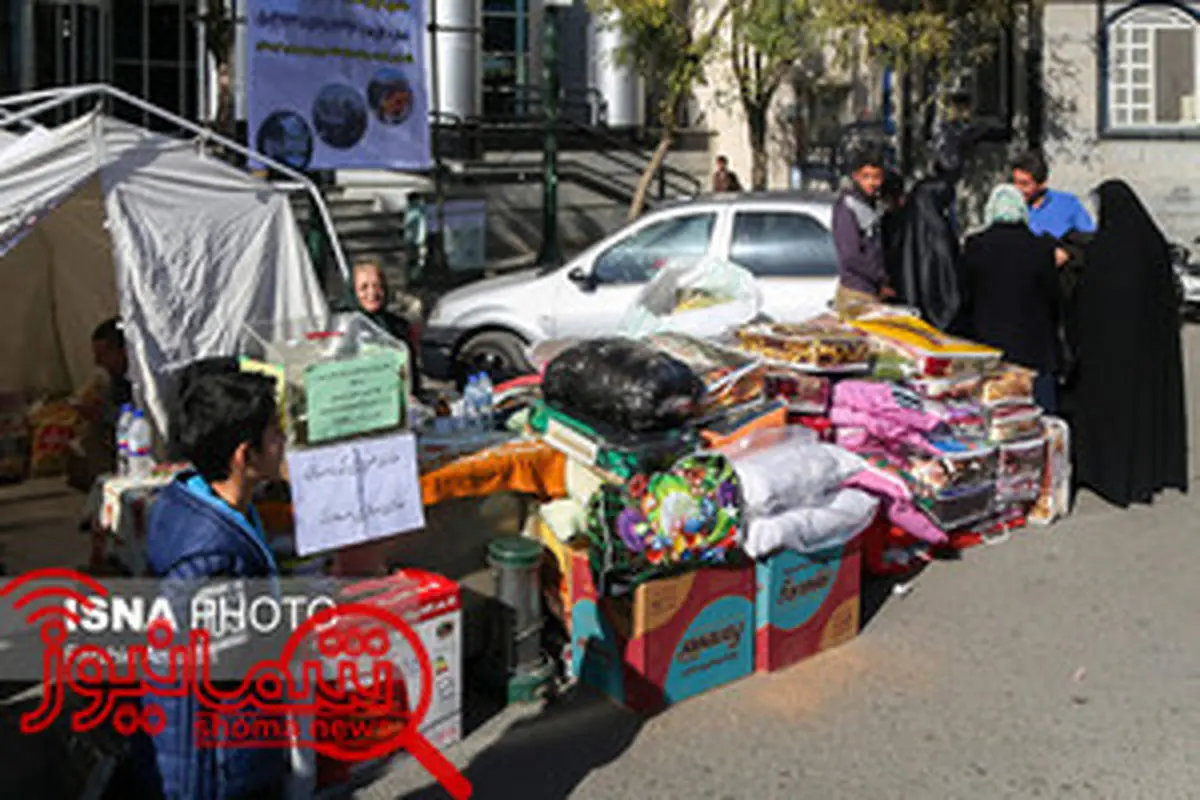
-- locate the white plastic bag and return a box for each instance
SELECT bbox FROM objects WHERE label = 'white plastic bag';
[740,487,879,559]
[716,426,866,516]
[618,256,763,339]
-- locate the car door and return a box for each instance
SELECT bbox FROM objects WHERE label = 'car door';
[551,210,721,338]
[726,208,840,322]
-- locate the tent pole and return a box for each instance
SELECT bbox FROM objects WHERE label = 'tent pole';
[0,84,351,285]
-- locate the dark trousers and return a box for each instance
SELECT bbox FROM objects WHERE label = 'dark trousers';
[1034,372,1058,415]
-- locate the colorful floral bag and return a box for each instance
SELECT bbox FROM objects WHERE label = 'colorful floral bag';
[584,453,743,593]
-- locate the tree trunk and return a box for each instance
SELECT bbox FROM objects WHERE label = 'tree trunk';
[628,131,674,221]
[747,104,768,190]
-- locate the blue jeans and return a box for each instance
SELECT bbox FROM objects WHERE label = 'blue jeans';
[1034,372,1058,415]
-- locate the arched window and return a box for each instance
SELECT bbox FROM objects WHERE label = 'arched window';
[1106,4,1200,130]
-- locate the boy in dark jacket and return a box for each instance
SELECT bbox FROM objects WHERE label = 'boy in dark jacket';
[141,371,287,800]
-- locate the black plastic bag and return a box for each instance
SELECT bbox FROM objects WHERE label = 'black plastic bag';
[542,338,704,432]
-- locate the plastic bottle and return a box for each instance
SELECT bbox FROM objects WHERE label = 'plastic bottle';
[461,375,479,431]
[115,403,134,476]
[126,410,154,479]
[477,372,494,430]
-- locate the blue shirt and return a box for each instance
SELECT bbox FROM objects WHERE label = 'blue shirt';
[1027,189,1096,239]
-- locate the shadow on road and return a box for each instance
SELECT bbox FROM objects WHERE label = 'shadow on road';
[404,685,643,800]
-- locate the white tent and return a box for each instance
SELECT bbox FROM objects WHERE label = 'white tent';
[0,108,330,434]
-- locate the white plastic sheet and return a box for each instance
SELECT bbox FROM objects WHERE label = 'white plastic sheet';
[619,256,763,339]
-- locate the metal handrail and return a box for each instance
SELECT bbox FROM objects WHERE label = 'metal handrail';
[0,83,349,282]
[558,115,701,198]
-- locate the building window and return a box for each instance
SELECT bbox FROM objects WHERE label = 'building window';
[482,0,530,118]
[1105,5,1200,130]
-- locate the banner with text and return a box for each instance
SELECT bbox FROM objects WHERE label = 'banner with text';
[246,0,430,171]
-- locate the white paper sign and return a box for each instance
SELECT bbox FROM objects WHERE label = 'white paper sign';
[286,432,425,556]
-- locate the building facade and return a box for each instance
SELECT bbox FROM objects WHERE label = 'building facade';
[1041,0,1200,239]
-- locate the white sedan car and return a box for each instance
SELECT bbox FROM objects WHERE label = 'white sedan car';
[421,192,841,381]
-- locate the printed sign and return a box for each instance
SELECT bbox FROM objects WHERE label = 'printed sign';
[245,0,431,171]
[286,432,425,555]
[305,349,405,444]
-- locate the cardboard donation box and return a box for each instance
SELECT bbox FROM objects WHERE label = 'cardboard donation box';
[754,540,861,673]
[568,548,754,714]
[317,570,463,788]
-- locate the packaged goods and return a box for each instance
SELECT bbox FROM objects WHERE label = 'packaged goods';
[850,315,1002,378]
[925,399,988,441]
[582,453,743,591]
[761,368,831,414]
[699,401,788,450]
[979,365,1036,406]
[529,401,697,481]
[732,319,873,372]
[909,374,984,400]
[986,403,1043,443]
[996,438,1046,504]
[907,436,998,497]
[645,333,765,416]
[916,483,995,530]
[542,338,704,433]
[28,401,82,478]
[1029,417,1071,525]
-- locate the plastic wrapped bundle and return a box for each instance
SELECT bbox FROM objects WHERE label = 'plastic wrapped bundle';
[1029,417,1071,525]
[542,338,705,433]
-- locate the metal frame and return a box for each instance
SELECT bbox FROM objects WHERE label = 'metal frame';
[0,82,349,281]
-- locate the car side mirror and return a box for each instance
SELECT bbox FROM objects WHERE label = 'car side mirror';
[567,266,597,291]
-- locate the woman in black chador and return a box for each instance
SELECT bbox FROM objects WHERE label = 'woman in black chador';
[1066,180,1188,506]
[891,178,963,332]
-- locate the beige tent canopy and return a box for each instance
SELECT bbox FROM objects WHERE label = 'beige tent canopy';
[0,92,345,434]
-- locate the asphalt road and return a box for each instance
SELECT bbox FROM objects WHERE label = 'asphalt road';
[371,327,1200,800]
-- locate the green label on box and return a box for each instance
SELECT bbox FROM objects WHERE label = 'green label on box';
[305,350,404,444]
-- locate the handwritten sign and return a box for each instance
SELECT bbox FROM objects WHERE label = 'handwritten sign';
[305,349,406,444]
[286,432,425,556]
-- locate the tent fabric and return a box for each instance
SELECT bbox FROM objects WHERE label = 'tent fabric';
[0,109,328,435]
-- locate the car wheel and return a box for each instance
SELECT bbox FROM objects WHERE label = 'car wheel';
[455,330,533,386]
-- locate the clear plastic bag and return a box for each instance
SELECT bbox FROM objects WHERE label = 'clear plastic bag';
[619,256,763,339]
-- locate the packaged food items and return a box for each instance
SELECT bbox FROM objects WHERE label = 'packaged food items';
[850,315,1002,378]
[1029,417,1071,526]
[28,401,82,478]
[909,374,984,400]
[762,368,831,414]
[907,436,998,497]
[986,404,1043,443]
[996,438,1046,503]
[645,333,764,416]
[673,288,724,313]
[979,364,1036,406]
[732,318,873,372]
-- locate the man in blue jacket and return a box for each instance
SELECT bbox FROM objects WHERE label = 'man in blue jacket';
[1011,150,1096,239]
[141,370,287,800]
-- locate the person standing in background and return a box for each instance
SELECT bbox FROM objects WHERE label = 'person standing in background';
[1066,180,1187,507]
[1011,151,1096,239]
[961,185,1062,412]
[712,155,743,193]
[831,147,890,317]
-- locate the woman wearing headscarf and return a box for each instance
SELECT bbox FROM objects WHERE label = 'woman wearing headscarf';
[891,177,963,331]
[1066,180,1187,507]
[961,184,1062,411]
[341,259,422,395]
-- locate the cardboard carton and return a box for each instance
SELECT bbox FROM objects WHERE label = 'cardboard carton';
[754,540,861,673]
[568,548,754,714]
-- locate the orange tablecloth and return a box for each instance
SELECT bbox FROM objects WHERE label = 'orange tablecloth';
[420,438,567,507]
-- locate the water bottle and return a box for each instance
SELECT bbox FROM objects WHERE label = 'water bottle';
[115,404,134,476]
[461,375,479,431]
[126,410,154,479]
[477,372,494,430]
